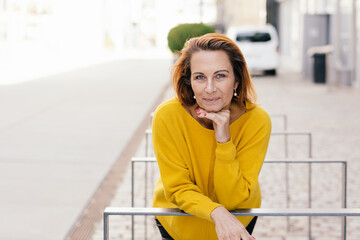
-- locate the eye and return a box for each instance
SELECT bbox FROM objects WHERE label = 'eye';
[194,75,205,80]
[216,73,226,78]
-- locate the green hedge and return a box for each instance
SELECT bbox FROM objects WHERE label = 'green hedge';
[167,23,215,54]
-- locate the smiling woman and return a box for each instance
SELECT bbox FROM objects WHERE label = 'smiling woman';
[152,33,272,240]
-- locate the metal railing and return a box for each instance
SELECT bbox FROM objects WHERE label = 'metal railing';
[129,113,341,240]
[104,207,360,240]
[131,157,347,240]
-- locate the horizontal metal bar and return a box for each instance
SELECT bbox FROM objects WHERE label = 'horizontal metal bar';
[132,157,156,162]
[131,157,346,164]
[104,207,360,217]
[265,159,346,164]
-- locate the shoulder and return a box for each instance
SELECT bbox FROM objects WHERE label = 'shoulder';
[153,97,183,123]
[245,102,272,129]
[152,98,187,139]
[154,97,182,115]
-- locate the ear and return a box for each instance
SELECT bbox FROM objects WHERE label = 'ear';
[234,80,239,89]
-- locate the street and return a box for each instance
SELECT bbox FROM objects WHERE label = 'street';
[0,57,172,240]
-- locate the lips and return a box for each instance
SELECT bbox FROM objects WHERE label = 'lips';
[203,98,220,102]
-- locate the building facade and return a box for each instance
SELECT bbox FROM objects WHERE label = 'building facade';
[268,0,358,87]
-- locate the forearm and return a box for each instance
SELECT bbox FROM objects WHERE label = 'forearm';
[167,185,222,220]
[214,161,252,209]
[210,206,255,240]
[213,140,251,208]
[213,138,266,209]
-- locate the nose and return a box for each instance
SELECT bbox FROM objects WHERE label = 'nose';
[205,79,216,93]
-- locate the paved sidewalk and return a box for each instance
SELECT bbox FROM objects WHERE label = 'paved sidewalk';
[0,57,172,240]
[92,70,360,240]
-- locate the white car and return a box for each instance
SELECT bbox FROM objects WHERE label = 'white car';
[227,24,279,75]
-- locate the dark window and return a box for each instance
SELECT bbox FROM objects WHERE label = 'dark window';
[236,32,271,42]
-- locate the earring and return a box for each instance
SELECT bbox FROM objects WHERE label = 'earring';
[193,95,196,99]
[233,89,237,97]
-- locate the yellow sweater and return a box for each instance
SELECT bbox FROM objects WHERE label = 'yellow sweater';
[152,98,271,240]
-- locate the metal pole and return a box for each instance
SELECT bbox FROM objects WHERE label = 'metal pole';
[144,161,148,239]
[308,132,313,240]
[282,114,290,232]
[104,212,109,240]
[342,161,348,240]
[105,206,360,217]
[345,161,347,207]
[285,162,290,232]
[132,161,135,207]
[144,128,150,240]
[309,162,312,240]
[131,161,135,240]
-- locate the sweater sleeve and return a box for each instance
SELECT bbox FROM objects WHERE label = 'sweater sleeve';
[213,112,272,210]
[152,110,221,221]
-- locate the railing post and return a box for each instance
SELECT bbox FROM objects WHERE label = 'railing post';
[309,162,312,240]
[104,212,109,240]
[144,160,148,239]
[308,133,313,240]
[131,161,135,240]
[342,161,348,240]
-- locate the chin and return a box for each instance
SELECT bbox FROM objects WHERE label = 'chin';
[202,105,223,112]
[198,98,231,112]
[205,108,222,113]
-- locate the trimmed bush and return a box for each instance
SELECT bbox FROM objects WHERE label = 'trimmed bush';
[167,23,215,54]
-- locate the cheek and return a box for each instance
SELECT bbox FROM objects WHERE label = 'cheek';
[191,83,201,95]
[225,85,235,97]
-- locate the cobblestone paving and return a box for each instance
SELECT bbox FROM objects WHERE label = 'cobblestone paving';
[91,71,360,240]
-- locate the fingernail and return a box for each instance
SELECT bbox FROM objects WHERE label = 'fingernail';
[204,113,207,116]
[197,112,200,116]
[196,108,200,112]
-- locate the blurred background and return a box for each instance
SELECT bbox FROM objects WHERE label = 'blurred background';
[0,0,359,87]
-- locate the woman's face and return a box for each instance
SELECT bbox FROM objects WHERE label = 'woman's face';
[190,50,238,112]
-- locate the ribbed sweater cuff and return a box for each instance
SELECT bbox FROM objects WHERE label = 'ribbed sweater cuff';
[202,202,222,222]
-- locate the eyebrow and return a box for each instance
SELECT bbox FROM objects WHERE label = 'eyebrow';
[192,70,229,75]
[214,70,229,74]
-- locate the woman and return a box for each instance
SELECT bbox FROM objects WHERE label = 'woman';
[152,33,271,240]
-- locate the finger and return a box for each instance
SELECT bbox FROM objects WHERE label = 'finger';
[240,230,254,240]
[196,108,230,120]
[198,113,227,128]
[196,108,207,117]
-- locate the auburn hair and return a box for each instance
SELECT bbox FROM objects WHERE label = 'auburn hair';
[172,33,257,110]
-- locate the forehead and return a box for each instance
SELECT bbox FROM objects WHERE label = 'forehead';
[190,50,232,72]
